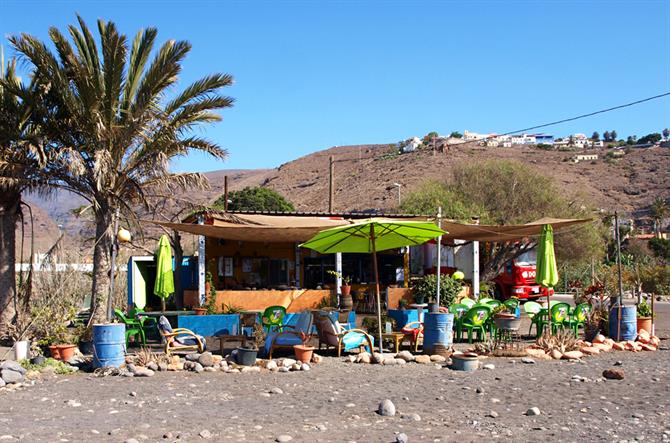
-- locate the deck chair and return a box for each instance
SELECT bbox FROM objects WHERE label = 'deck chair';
[265,311,313,359]
[114,308,145,347]
[314,313,374,356]
[157,316,205,355]
[261,305,287,333]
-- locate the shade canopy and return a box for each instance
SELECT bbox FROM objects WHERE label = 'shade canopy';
[299,218,447,253]
[154,235,175,308]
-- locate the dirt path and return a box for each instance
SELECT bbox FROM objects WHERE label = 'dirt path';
[0,345,668,443]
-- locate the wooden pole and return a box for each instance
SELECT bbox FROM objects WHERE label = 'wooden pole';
[223,175,229,212]
[107,207,120,320]
[370,224,383,355]
[329,156,334,213]
[615,211,623,338]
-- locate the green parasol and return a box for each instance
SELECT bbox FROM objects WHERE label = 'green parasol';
[300,218,447,353]
[154,234,175,312]
[535,224,558,333]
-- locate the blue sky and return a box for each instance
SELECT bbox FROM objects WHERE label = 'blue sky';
[2,1,669,172]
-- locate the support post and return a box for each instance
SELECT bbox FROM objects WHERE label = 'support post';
[472,217,480,300]
[436,206,442,308]
[197,215,206,307]
[335,252,342,308]
[107,207,120,320]
[370,225,383,355]
[329,156,334,212]
[295,243,302,288]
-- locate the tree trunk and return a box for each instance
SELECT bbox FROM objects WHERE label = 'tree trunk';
[0,191,20,338]
[172,229,183,310]
[90,208,113,324]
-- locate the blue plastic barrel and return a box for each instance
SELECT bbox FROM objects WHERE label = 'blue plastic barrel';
[423,312,454,354]
[93,323,126,368]
[609,305,637,341]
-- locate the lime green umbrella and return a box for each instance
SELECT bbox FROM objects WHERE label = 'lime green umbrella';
[154,234,175,312]
[535,224,558,334]
[300,218,447,353]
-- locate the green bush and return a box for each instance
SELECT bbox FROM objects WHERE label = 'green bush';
[413,274,463,307]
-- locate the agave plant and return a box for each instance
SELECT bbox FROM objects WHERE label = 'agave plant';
[9,15,234,323]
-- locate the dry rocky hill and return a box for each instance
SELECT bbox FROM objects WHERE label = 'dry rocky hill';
[18,143,670,257]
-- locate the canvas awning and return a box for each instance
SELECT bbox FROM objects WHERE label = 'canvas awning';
[144,214,591,244]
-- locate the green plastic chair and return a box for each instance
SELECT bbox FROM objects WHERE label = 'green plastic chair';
[129,306,158,341]
[524,301,543,336]
[114,308,146,347]
[261,305,287,333]
[567,303,591,337]
[460,305,491,343]
[460,298,476,309]
[535,302,571,336]
[503,298,520,311]
[448,303,469,341]
[478,298,493,305]
[485,300,502,309]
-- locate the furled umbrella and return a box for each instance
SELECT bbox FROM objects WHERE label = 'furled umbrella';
[535,224,559,334]
[300,218,447,354]
[154,234,175,312]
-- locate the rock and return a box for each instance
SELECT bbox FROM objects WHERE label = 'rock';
[430,355,446,362]
[300,363,311,371]
[129,391,137,397]
[602,368,625,380]
[372,353,384,364]
[526,407,541,416]
[0,378,5,387]
[241,366,261,373]
[266,361,278,371]
[30,355,46,365]
[476,387,484,394]
[170,355,181,364]
[278,367,290,373]
[378,399,396,417]
[198,352,214,367]
[193,363,204,373]
[593,334,606,344]
[487,410,499,418]
[158,362,168,372]
[562,351,584,360]
[401,413,421,421]
[0,361,26,375]
[482,364,495,370]
[311,353,323,364]
[133,367,155,377]
[525,348,551,360]
[614,360,623,366]
[396,433,408,443]
[290,363,301,371]
[383,357,398,365]
[212,355,223,365]
[581,346,600,355]
[415,355,431,364]
[357,353,371,364]
[1,369,24,384]
[345,355,356,363]
[203,367,216,372]
[276,435,293,442]
[199,429,212,439]
[147,362,158,371]
[593,343,612,352]
[270,387,284,395]
[124,439,140,443]
[396,351,415,362]
[281,358,296,368]
[185,353,201,362]
[395,358,407,365]
[521,357,536,364]
[612,342,625,351]
[550,349,563,360]
[167,363,183,371]
[66,399,81,407]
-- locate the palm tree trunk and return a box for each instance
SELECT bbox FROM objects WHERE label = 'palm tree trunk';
[90,208,113,324]
[0,191,20,337]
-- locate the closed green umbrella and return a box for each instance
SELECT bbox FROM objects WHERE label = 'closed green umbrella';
[300,218,447,353]
[154,234,175,312]
[535,224,558,334]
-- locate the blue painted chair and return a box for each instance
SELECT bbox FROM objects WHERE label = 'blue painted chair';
[314,313,374,356]
[264,311,313,359]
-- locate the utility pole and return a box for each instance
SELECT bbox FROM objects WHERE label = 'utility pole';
[329,155,334,213]
[614,211,624,305]
[223,175,229,212]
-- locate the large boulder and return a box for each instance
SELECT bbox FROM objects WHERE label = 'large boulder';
[1,360,26,375]
[198,352,214,367]
[1,368,24,384]
[377,399,396,416]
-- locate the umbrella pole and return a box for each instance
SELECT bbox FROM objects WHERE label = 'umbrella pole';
[370,225,383,356]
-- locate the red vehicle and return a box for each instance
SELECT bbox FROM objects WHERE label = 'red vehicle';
[493,250,552,301]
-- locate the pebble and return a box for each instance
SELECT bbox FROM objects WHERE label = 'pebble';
[270,387,284,395]
[476,387,484,394]
[147,362,158,371]
[487,411,499,418]
[378,399,396,417]
[276,435,293,442]
[526,407,541,416]
[521,358,536,364]
[66,400,81,408]
[198,352,214,367]
[603,368,625,380]
[193,363,204,373]
[124,439,140,443]
[396,433,409,443]
[129,391,137,397]
[266,361,278,371]
[401,413,421,421]
[482,364,495,370]
[301,363,311,371]
[199,430,212,439]
[185,353,201,361]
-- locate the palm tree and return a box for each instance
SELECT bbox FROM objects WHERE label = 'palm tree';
[0,55,47,336]
[10,16,234,323]
[650,197,669,237]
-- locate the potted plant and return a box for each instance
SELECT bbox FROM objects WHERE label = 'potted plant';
[53,328,78,362]
[398,299,409,310]
[636,299,654,334]
[77,325,94,355]
[327,270,353,310]
[492,304,520,331]
[583,308,603,342]
[413,274,463,307]
[237,324,264,366]
[293,343,315,363]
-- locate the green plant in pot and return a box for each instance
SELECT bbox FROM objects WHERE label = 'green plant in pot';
[413,274,463,308]
[636,299,654,335]
[362,315,396,335]
[237,323,264,366]
[327,270,353,310]
[398,299,409,310]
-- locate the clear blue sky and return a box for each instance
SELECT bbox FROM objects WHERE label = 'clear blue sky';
[2,1,669,172]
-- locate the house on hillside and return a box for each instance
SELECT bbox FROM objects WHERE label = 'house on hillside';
[571,154,598,163]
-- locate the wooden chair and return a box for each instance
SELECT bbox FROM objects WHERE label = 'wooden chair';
[314,313,374,356]
[157,316,205,355]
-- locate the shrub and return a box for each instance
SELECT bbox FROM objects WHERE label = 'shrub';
[413,274,463,307]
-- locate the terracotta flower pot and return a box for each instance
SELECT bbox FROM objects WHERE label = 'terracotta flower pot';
[57,344,77,362]
[637,317,652,334]
[293,344,315,364]
[194,307,207,316]
[49,345,61,360]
